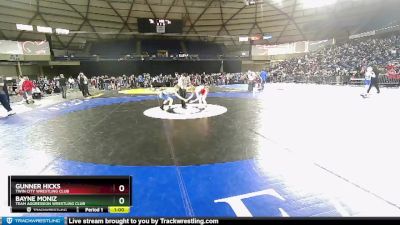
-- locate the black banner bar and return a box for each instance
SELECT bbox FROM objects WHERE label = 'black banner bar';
[12,206,109,213]
[10,176,130,182]
[129,176,133,208]
[66,218,400,225]
[8,176,11,206]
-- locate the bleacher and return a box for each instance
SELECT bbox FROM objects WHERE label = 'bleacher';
[348,75,399,86]
[90,40,136,58]
[185,41,223,59]
[141,39,182,56]
[275,74,400,87]
[378,75,399,87]
[51,39,231,61]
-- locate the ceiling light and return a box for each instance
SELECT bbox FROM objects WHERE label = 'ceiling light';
[239,36,249,42]
[55,28,69,35]
[244,0,256,6]
[263,35,272,40]
[301,0,337,9]
[37,26,53,33]
[16,24,33,31]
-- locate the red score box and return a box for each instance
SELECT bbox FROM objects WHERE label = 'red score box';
[58,183,130,194]
[9,176,131,197]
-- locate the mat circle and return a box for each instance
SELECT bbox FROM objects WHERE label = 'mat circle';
[27,97,259,166]
[143,104,227,120]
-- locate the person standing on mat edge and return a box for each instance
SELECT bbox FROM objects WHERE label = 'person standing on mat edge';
[178,73,190,109]
[247,70,255,92]
[362,65,371,93]
[78,72,91,97]
[260,68,269,91]
[362,66,380,97]
[0,77,15,116]
[22,76,35,104]
[2,78,10,104]
[59,74,68,99]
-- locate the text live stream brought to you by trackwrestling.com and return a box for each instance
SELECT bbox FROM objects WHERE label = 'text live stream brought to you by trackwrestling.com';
[1,217,221,225]
[3,217,400,225]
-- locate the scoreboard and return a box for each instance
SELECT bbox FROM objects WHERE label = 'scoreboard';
[137,18,183,34]
[8,176,131,213]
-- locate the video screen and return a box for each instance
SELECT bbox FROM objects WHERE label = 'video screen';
[137,18,183,34]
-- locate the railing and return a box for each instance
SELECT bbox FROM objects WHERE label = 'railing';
[348,75,399,87]
[378,75,399,86]
[271,75,340,85]
[270,74,400,87]
[53,54,241,61]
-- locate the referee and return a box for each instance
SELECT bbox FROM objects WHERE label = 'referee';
[178,74,190,109]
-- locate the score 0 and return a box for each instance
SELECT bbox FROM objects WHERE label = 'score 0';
[118,196,126,205]
[118,184,125,193]
[115,183,129,205]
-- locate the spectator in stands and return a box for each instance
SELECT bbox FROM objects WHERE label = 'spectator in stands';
[110,76,116,90]
[32,86,42,100]
[260,69,269,90]
[17,76,25,98]
[2,79,10,103]
[366,66,381,95]
[78,73,91,97]
[104,76,110,90]
[271,33,400,82]
[21,76,35,104]
[78,73,84,96]
[98,76,104,90]
[247,70,256,92]
[68,76,75,89]
[59,74,68,99]
[0,77,15,116]
[138,74,144,87]
[363,66,372,92]
[43,82,53,95]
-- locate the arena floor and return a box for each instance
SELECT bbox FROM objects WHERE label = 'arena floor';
[1,83,400,217]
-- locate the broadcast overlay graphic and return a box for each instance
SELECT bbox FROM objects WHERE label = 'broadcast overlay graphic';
[1,217,223,225]
[3,176,226,225]
[8,176,131,214]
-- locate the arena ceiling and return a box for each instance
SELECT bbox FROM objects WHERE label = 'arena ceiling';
[0,0,399,50]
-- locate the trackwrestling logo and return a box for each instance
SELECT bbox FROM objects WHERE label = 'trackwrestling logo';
[2,217,64,225]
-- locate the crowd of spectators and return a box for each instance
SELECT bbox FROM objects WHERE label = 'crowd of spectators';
[12,33,400,99]
[5,72,251,102]
[7,32,400,102]
[33,77,61,95]
[270,33,400,81]
[88,72,248,90]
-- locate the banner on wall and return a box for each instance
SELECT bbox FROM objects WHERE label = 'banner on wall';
[252,39,334,60]
[0,40,24,61]
[0,40,50,61]
[251,41,309,58]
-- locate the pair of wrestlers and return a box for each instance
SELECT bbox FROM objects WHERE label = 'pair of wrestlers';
[158,84,208,111]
